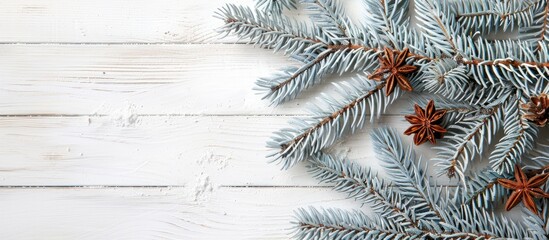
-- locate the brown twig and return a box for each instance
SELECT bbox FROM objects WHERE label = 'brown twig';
[226,17,549,69]
[271,49,334,91]
[536,3,549,52]
[456,1,538,21]
[526,165,549,177]
[280,82,386,154]
[447,106,501,178]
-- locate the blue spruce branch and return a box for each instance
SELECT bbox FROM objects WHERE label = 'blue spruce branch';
[433,105,503,180]
[463,169,509,209]
[215,1,549,237]
[268,78,400,169]
[456,0,540,34]
[489,94,539,174]
[308,153,419,230]
[292,128,543,239]
[255,0,297,14]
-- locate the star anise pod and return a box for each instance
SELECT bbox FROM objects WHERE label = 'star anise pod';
[404,100,447,145]
[368,48,417,96]
[498,164,549,216]
[521,93,549,127]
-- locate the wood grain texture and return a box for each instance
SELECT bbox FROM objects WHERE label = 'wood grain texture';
[0,115,429,186]
[0,0,512,239]
[0,43,413,115]
[0,44,343,115]
[0,0,369,44]
[0,1,393,238]
[0,0,249,43]
[0,187,363,239]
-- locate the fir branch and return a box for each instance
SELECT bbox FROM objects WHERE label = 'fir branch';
[456,0,539,33]
[302,0,351,41]
[256,49,335,105]
[520,1,549,52]
[433,106,503,180]
[293,208,411,240]
[217,3,549,96]
[255,0,297,14]
[463,169,509,209]
[538,2,549,51]
[215,4,319,55]
[217,4,549,67]
[460,38,549,89]
[415,0,461,57]
[525,201,549,240]
[415,58,515,107]
[216,1,549,238]
[372,128,444,225]
[308,153,419,230]
[489,95,540,174]
[363,0,411,47]
[293,128,540,239]
[257,48,379,105]
[268,78,399,169]
[444,203,534,239]
[293,206,511,239]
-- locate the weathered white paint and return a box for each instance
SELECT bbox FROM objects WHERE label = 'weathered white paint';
[0,0,368,44]
[0,44,305,115]
[0,115,433,186]
[0,1,394,238]
[0,187,363,239]
[0,0,248,43]
[0,0,520,239]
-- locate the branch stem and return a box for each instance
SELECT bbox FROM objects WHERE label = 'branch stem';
[225,17,549,68]
[298,222,495,239]
[280,82,386,154]
[536,2,549,52]
[456,1,538,20]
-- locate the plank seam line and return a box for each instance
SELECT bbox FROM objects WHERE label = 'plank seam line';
[0,185,460,189]
[0,114,403,118]
[0,42,248,46]
[222,185,460,188]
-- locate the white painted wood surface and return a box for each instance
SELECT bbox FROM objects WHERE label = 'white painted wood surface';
[0,1,374,238]
[0,0,513,239]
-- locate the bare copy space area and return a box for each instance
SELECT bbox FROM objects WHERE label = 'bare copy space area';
[0,1,528,239]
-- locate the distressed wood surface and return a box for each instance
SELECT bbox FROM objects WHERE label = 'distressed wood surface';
[0,115,431,186]
[0,0,514,239]
[2,0,378,238]
[0,44,308,115]
[0,43,410,116]
[0,187,362,239]
[0,0,369,44]
[0,0,246,43]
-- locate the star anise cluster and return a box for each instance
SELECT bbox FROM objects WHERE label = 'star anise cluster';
[368,48,417,96]
[498,165,549,216]
[521,93,549,127]
[404,100,447,145]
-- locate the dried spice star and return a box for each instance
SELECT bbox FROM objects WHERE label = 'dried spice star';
[498,164,549,216]
[404,100,447,145]
[521,93,549,127]
[368,48,417,96]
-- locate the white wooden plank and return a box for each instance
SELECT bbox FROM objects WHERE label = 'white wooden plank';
[0,0,250,43]
[0,0,371,44]
[0,115,438,186]
[0,44,410,115]
[0,187,363,240]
